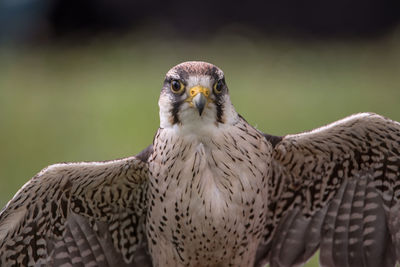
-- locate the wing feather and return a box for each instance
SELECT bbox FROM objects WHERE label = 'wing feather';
[0,146,153,266]
[256,113,400,267]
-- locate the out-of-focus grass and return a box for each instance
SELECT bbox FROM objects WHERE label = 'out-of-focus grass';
[0,32,400,267]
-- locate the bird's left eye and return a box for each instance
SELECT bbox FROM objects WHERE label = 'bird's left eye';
[213,79,224,94]
[170,80,185,94]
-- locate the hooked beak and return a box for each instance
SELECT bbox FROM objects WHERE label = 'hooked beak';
[187,86,210,116]
[193,93,207,115]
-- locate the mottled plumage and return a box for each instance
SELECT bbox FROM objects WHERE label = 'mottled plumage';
[1,61,400,267]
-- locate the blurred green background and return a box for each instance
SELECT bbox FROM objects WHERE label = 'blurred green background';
[1,35,399,266]
[1,2,400,265]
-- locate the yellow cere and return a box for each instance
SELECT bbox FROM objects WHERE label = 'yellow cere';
[189,86,210,97]
[186,86,213,107]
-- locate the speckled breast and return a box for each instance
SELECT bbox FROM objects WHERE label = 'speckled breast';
[146,123,272,266]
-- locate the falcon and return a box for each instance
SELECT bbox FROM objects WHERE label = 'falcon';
[0,61,400,267]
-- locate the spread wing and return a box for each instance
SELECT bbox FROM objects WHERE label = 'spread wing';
[0,145,153,267]
[255,113,400,267]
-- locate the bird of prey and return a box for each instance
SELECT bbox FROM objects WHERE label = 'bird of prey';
[1,61,400,267]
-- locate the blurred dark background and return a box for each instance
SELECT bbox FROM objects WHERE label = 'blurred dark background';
[1,0,400,43]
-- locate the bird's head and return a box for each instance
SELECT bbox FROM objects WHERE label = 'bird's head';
[159,61,239,130]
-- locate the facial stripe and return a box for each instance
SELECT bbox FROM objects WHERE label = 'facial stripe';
[215,97,224,123]
[171,99,184,124]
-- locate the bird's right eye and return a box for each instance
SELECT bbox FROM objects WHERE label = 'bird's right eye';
[171,80,185,94]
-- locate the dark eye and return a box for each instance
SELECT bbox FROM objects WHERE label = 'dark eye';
[170,80,185,94]
[213,79,224,94]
